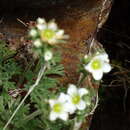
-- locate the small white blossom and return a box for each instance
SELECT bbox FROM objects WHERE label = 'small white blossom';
[29,29,37,37]
[36,18,47,30]
[66,84,88,114]
[84,55,88,60]
[37,24,46,30]
[48,21,58,31]
[33,39,42,47]
[49,93,69,121]
[37,17,45,24]
[85,52,112,80]
[35,18,68,45]
[44,50,53,61]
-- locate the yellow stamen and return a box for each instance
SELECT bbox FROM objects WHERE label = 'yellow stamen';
[53,103,62,113]
[72,95,81,104]
[91,59,102,70]
[41,29,55,40]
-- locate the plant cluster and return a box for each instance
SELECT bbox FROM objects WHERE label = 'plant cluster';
[0,18,111,130]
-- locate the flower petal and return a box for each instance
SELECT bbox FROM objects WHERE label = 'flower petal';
[86,101,91,106]
[44,50,53,61]
[48,22,57,31]
[37,24,46,30]
[58,112,68,121]
[33,39,42,47]
[37,18,46,24]
[84,62,93,73]
[48,38,57,44]
[67,84,77,96]
[76,100,86,110]
[49,99,56,108]
[92,70,103,80]
[29,29,37,37]
[78,88,88,97]
[103,63,112,73]
[49,111,58,121]
[64,102,76,114]
[58,93,68,103]
[56,30,64,38]
[97,53,109,62]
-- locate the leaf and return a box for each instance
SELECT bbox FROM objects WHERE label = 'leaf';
[45,64,64,76]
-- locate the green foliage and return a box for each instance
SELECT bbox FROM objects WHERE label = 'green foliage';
[0,17,101,130]
[0,41,21,97]
[0,40,70,129]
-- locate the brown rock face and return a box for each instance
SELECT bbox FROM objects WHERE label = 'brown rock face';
[35,0,111,84]
[0,0,106,84]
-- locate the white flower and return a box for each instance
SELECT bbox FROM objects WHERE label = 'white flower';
[66,84,88,114]
[36,18,47,30]
[35,18,68,45]
[33,39,42,47]
[44,50,53,61]
[48,21,58,31]
[29,29,37,37]
[85,52,112,80]
[37,18,45,24]
[84,55,88,60]
[37,24,46,30]
[39,22,57,44]
[49,93,69,121]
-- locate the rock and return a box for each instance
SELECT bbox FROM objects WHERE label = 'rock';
[0,0,112,85]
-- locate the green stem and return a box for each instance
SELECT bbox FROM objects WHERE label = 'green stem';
[77,72,87,87]
[73,119,82,130]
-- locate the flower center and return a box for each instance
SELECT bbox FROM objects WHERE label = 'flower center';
[91,59,101,70]
[72,94,81,104]
[53,103,62,113]
[41,29,55,40]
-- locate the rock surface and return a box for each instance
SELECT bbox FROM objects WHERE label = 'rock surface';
[0,0,105,84]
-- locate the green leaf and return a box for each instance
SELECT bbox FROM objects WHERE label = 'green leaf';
[45,64,64,76]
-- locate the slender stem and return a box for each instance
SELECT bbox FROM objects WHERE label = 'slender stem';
[73,92,99,130]
[77,73,84,87]
[85,92,99,117]
[3,64,47,130]
[88,38,95,55]
[73,120,82,130]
